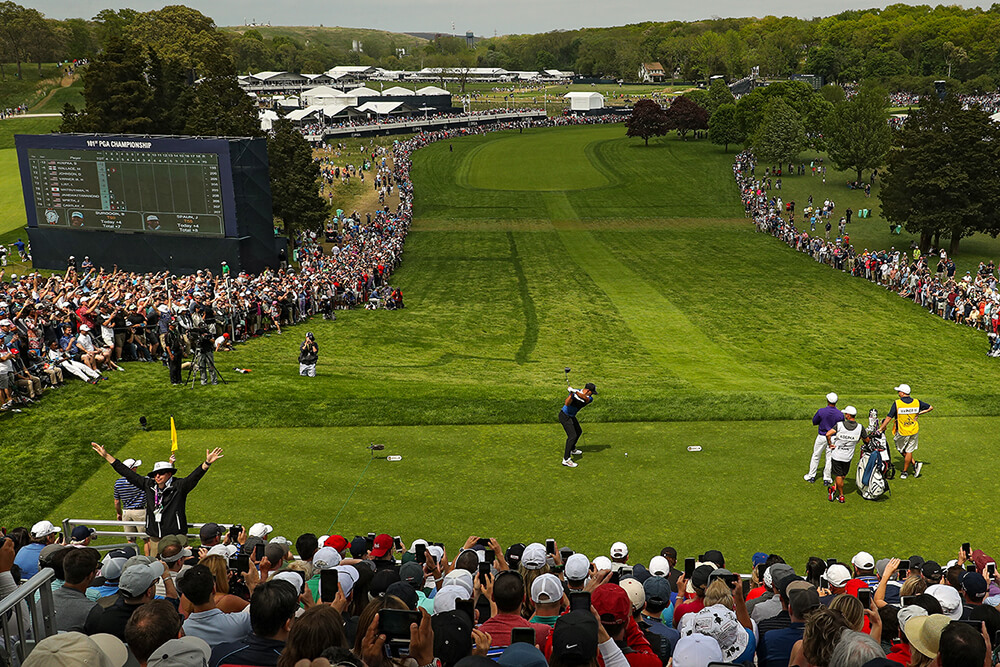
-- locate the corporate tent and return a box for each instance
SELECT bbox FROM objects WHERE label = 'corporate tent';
[564,92,605,111]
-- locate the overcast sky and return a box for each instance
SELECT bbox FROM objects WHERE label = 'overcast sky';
[31,0,983,36]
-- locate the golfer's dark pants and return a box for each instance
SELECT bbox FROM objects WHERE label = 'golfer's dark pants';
[169,352,182,384]
[559,410,582,459]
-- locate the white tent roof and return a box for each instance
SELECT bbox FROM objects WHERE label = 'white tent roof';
[322,103,354,117]
[349,87,382,98]
[259,109,280,120]
[991,111,1000,123]
[285,105,324,121]
[302,85,344,97]
[276,97,300,108]
[356,100,405,114]
[382,86,416,96]
[417,85,449,96]
[563,92,603,100]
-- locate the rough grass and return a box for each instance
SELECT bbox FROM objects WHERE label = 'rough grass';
[4,126,1000,567]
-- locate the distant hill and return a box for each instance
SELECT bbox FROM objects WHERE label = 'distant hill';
[220,25,428,53]
[406,32,483,44]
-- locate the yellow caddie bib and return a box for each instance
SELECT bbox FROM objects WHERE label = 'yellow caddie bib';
[894,397,920,436]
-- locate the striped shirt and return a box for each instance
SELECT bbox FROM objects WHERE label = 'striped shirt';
[114,476,145,510]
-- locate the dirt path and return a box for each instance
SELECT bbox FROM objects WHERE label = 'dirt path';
[29,73,75,113]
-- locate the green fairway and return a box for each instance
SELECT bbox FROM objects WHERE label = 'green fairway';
[54,416,994,564]
[0,149,25,235]
[5,125,1000,566]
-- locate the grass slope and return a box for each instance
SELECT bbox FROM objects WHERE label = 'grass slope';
[219,26,426,54]
[3,126,1000,565]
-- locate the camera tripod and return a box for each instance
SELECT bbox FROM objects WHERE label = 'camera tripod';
[185,350,227,388]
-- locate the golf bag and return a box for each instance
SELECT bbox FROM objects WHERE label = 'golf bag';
[857,408,893,500]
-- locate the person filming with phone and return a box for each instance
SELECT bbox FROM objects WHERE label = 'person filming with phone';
[299,332,319,377]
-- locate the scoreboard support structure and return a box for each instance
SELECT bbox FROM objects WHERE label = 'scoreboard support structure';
[15,134,278,274]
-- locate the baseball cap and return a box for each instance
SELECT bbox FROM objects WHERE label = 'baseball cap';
[671,633,724,667]
[371,534,393,558]
[498,643,547,667]
[350,536,368,557]
[894,383,911,394]
[825,564,851,587]
[100,550,131,581]
[30,520,61,539]
[119,561,165,597]
[71,525,96,543]
[335,565,360,597]
[531,573,565,604]
[505,543,526,568]
[370,569,401,599]
[312,546,342,570]
[843,405,858,416]
[21,632,117,667]
[593,583,632,625]
[146,636,211,667]
[443,569,475,596]
[121,458,142,469]
[399,561,424,588]
[619,578,646,612]
[827,392,839,403]
[324,535,349,552]
[206,544,237,558]
[584,382,598,394]
[691,564,715,589]
[909,555,926,570]
[248,523,272,538]
[682,604,749,662]
[198,523,225,542]
[925,584,962,620]
[752,552,769,567]
[432,585,469,615]
[643,576,671,606]
[610,541,628,558]
[852,551,875,570]
[565,553,591,581]
[521,543,547,570]
[593,556,612,571]
[963,572,988,599]
[922,561,943,579]
[906,614,950,658]
[38,544,67,567]
[89,634,128,667]
[648,555,670,577]
[272,571,305,594]
[789,586,821,617]
[703,550,725,568]
[551,612,599,663]
[386,581,418,610]
[432,610,473,663]
[897,605,929,635]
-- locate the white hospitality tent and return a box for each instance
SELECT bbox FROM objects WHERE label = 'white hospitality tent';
[564,92,605,111]
[259,109,279,131]
[417,85,449,96]
[356,100,406,115]
[301,85,345,105]
[285,105,325,122]
[381,86,417,96]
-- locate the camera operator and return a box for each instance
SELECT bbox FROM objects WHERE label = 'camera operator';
[298,332,318,377]
[165,318,184,386]
[191,327,218,386]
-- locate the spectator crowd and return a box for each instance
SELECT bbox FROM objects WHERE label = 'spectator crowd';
[2,520,998,667]
[734,152,1000,357]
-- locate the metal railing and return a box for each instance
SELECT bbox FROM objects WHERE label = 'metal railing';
[0,568,55,667]
[61,519,238,553]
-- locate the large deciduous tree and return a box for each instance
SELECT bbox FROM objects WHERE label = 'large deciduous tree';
[880,95,1000,254]
[708,103,743,152]
[750,98,806,164]
[825,84,891,181]
[664,95,708,137]
[267,120,329,233]
[625,98,669,146]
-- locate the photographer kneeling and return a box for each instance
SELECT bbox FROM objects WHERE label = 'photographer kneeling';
[299,333,318,377]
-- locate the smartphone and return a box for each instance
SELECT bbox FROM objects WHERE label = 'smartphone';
[484,550,495,564]
[320,569,339,602]
[955,619,983,630]
[698,554,705,562]
[228,524,242,542]
[393,536,403,550]
[898,559,910,576]
[857,588,872,608]
[609,570,621,585]
[901,595,916,607]
[826,558,837,568]
[478,561,491,580]
[546,539,556,555]
[966,562,977,572]
[253,543,264,561]
[454,598,474,621]
[229,554,250,574]
[710,572,739,588]
[684,557,696,579]
[477,537,491,548]
[415,543,427,562]
[963,542,972,558]
[988,562,996,577]
[379,609,422,656]
[569,591,591,613]
[620,566,634,579]
[511,627,535,645]
[366,533,375,551]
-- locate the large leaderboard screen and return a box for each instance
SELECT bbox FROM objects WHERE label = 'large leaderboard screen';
[26,148,224,236]
[16,135,240,238]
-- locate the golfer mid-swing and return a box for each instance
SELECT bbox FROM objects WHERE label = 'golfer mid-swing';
[559,382,596,468]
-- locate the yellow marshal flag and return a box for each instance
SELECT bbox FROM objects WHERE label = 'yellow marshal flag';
[170,417,178,452]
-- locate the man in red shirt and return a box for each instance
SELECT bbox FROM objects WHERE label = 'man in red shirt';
[673,565,713,627]
[592,583,659,667]
[478,571,551,649]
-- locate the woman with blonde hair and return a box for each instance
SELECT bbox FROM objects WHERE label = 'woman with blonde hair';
[828,595,864,632]
[198,554,249,612]
[789,607,849,667]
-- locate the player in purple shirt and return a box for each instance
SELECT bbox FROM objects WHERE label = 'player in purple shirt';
[803,392,844,485]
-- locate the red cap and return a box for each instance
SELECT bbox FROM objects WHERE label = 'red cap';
[371,533,393,558]
[324,535,349,552]
[592,583,631,625]
[223,333,230,338]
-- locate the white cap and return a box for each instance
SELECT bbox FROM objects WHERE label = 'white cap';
[565,553,591,581]
[122,458,142,469]
[843,405,858,416]
[311,547,341,570]
[334,565,360,597]
[672,633,724,667]
[530,573,564,604]
[30,520,61,538]
[619,577,646,612]
[79,324,90,331]
[894,383,911,394]
[207,544,237,558]
[593,556,613,571]
[248,523,272,538]
[610,541,628,558]
[852,551,875,570]
[272,571,304,594]
[825,564,851,587]
[443,569,474,596]
[926,584,963,620]
[826,392,838,403]
[649,556,670,577]
[520,543,547,570]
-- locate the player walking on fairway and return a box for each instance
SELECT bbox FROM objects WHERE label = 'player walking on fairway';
[879,383,933,479]
[826,405,870,503]
[559,383,596,468]
[804,392,843,485]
